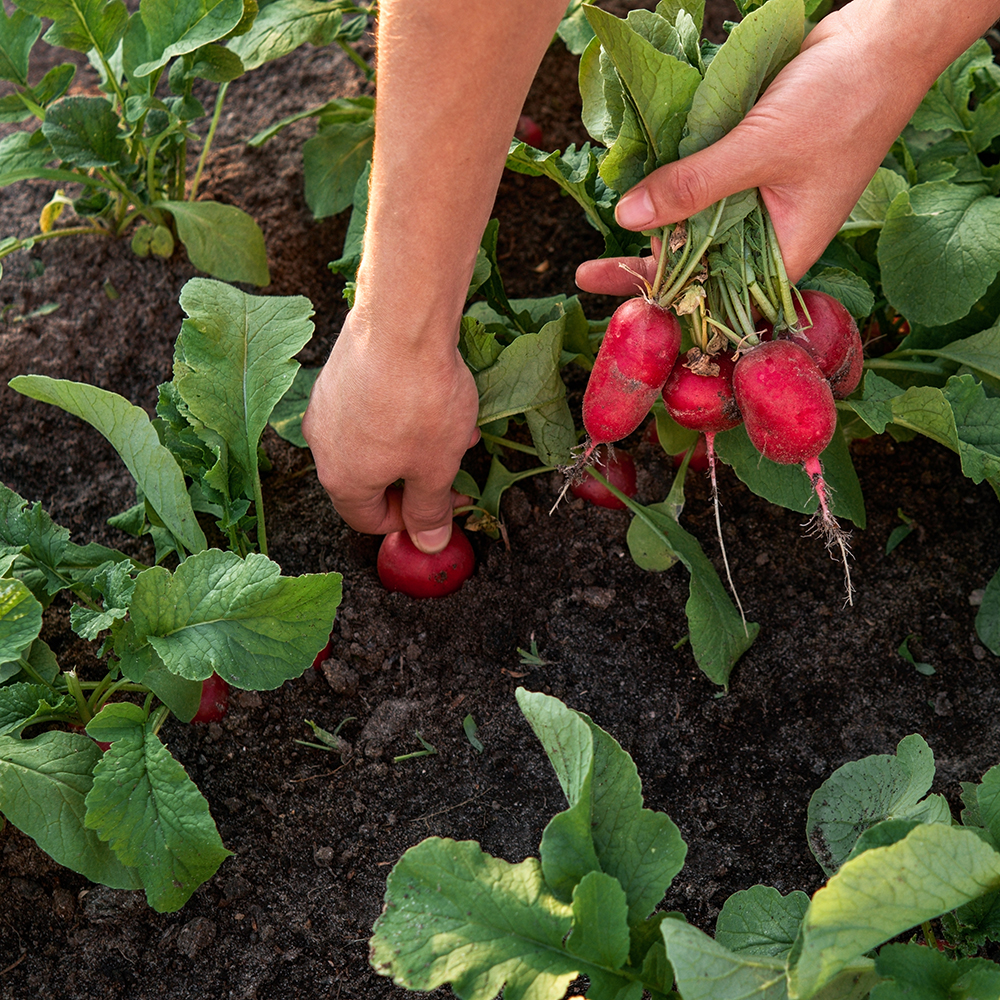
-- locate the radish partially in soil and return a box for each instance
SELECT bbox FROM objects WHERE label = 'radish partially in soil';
[192,673,230,724]
[582,296,682,454]
[570,446,637,509]
[773,290,863,399]
[377,527,475,599]
[733,339,853,602]
[515,114,543,147]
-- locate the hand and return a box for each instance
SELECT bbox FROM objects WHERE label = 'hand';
[301,311,480,553]
[576,1,968,294]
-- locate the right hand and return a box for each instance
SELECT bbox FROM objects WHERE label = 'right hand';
[301,311,481,553]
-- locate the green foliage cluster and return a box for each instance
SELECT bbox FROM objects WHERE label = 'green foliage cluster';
[371,690,1000,1000]
[0,278,343,910]
[0,0,373,285]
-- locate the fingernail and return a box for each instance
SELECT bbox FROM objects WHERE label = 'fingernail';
[413,524,452,554]
[615,187,655,230]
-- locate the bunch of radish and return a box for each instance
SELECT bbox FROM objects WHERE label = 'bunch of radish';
[574,273,862,605]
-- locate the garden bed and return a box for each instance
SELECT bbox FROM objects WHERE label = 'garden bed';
[1,3,999,998]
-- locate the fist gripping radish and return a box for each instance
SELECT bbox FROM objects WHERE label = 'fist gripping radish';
[582,296,682,454]
[733,340,853,603]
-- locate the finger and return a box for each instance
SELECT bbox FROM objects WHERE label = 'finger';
[400,476,464,553]
[325,483,406,537]
[614,124,776,232]
[575,255,657,296]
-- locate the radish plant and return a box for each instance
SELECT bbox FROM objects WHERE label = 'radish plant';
[371,689,1000,1000]
[0,0,370,284]
[0,278,342,911]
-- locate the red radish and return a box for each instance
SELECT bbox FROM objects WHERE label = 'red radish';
[773,290,863,399]
[312,636,333,670]
[733,340,837,466]
[192,673,230,723]
[514,114,543,147]
[377,527,475,599]
[582,296,682,454]
[70,723,111,753]
[570,446,637,509]
[661,350,741,434]
[733,339,854,603]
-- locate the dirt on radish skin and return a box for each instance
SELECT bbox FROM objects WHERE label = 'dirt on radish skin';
[582,296,681,453]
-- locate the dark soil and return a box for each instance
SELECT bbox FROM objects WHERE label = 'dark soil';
[1,5,999,1000]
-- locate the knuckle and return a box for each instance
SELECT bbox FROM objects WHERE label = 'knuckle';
[665,161,712,217]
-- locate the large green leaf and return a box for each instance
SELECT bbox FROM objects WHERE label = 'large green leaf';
[41,95,125,169]
[15,0,128,57]
[268,364,320,449]
[789,825,1000,999]
[0,130,58,185]
[0,682,76,737]
[172,277,315,478]
[879,182,1000,326]
[0,7,41,86]
[84,702,231,911]
[370,838,581,1000]
[302,119,374,219]
[8,375,208,555]
[626,501,759,687]
[910,41,994,135]
[161,200,270,286]
[713,418,866,527]
[585,5,702,167]
[872,943,1000,1000]
[0,730,143,889]
[0,577,42,666]
[126,548,342,690]
[518,688,687,924]
[227,0,357,72]
[806,734,951,877]
[132,0,245,76]
[680,0,802,156]
[715,886,810,960]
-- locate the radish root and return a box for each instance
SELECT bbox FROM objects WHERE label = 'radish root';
[803,456,855,606]
[705,433,748,634]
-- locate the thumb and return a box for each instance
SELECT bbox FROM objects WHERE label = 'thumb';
[614,128,772,231]
[400,482,459,554]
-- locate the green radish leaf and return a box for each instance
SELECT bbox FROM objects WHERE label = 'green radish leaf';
[0,130,58,184]
[15,0,128,57]
[517,688,687,923]
[327,159,369,283]
[789,825,1000,999]
[715,886,810,960]
[125,549,342,690]
[0,730,143,889]
[302,119,375,219]
[910,40,994,135]
[41,95,125,169]
[886,375,1000,487]
[713,418,866,528]
[227,0,360,71]
[879,181,1000,326]
[476,454,547,520]
[906,322,1000,384]
[0,577,42,666]
[172,277,314,480]
[797,268,874,320]
[524,393,576,468]
[806,733,951,877]
[475,318,566,425]
[626,500,759,686]
[0,682,76,737]
[584,5,702,167]
[248,94,373,147]
[557,0,594,56]
[369,838,581,999]
[977,565,1000,656]
[132,0,245,76]
[160,200,270,286]
[565,871,631,969]
[8,375,208,555]
[661,920,788,1000]
[873,942,1000,1000]
[0,7,41,85]
[680,0,802,156]
[844,167,909,236]
[188,41,244,82]
[84,702,231,911]
[268,365,320,449]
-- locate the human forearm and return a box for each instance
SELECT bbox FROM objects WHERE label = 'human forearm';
[355,0,567,354]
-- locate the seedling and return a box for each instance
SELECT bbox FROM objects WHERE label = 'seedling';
[462,714,484,753]
[898,634,935,676]
[517,635,550,667]
[296,717,355,756]
[393,732,437,763]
